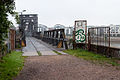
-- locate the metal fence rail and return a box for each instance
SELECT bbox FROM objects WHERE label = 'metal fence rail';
[88,27,110,47]
[88,27,111,57]
[74,27,120,58]
[42,29,68,49]
[88,27,120,58]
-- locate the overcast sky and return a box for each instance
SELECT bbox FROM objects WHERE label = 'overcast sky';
[15,0,120,27]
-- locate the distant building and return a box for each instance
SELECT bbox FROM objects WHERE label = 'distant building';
[65,27,74,36]
[87,25,120,37]
[38,24,48,34]
[54,24,65,29]
[48,27,54,30]
[110,24,120,37]
[53,24,74,37]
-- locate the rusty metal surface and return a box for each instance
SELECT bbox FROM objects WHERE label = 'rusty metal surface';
[73,20,87,49]
[10,29,16,50]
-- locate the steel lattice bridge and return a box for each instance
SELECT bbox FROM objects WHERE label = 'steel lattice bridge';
[19,14,38,46]
[42,29,68,49]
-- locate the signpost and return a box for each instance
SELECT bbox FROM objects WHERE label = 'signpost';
[73,20,87,49]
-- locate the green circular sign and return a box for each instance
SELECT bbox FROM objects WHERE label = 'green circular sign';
[75,29,86,43]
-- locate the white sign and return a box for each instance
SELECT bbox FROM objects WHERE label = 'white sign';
[75,20,87,43]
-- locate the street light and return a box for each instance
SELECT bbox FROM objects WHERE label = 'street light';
[21,10,26,15]
[18,10,26,27]
[18,10,26,15]
[18,10,26,48]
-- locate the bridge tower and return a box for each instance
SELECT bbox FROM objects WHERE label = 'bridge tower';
[19,14,38,37]
[19,14,38,46]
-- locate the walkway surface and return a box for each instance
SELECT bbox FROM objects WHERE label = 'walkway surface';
[22,37,57,56]
[22,37,38,56]
[15,37,120,80]
[15,55,120,80]
[36,38,67,55]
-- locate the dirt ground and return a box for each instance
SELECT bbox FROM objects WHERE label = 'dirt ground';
[14,55,120,80]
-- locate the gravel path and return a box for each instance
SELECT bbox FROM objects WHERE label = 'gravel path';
[14,55,120,80]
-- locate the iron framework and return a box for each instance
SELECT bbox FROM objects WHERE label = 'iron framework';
[42,29,68,49]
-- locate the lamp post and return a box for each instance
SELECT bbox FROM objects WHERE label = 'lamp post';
[18,10,26,15]
[21,10,26,15]
[18,10,26,48]
[18,10,26,29]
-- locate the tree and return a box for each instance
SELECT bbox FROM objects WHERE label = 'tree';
[0,0,15,45]
[0,0,17,55]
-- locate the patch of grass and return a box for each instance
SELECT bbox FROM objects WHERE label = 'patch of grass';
[0,51,25,80]
[53,50,62,55]
[37,51,42,56]
[22,56,28,58]
[64,49,120,66]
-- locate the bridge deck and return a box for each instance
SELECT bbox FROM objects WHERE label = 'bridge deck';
[22,37,58,56]
[22,37,38,56]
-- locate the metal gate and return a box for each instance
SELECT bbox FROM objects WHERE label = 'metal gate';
[88,27,111,56]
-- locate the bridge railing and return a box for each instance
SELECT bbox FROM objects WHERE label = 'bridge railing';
[42,29,68,49]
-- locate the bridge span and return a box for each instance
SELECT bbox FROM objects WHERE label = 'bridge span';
[22,37,67,56]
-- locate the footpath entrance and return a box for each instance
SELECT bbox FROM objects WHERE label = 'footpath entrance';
[22,37,58,56]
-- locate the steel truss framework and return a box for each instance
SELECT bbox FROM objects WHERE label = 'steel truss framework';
[19,14,38,46]
[42,29,68,49]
